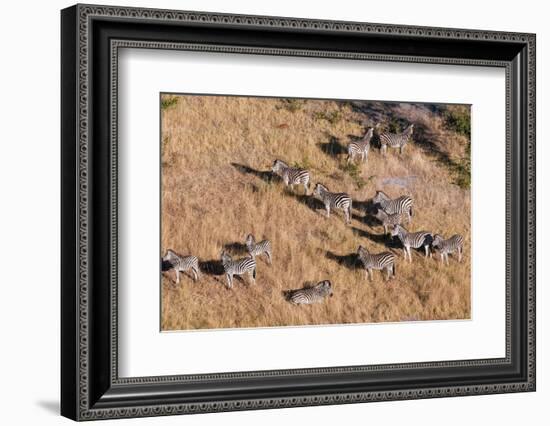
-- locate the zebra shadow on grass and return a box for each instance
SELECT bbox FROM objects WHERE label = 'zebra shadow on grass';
[281,191,326,215]
[325,251,362,270]
[230,162,279,184]
[350,226,401,250]
[223,241,249,256]
[317,134,347,158]
[199,259,225,276]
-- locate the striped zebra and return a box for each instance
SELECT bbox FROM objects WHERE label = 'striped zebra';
[347,127,373,163]
[313,183,353,224]
[390,224,433,263]
[379,123,414,155]
[284,280,333,305]
[373,209,404,234]
[162,249,200,283]
[271,159,310,194]
[432,234,464,265]
[357,245,396,281]
[221,251,256,289]
[372,190,414,223]
[245,234,272,265]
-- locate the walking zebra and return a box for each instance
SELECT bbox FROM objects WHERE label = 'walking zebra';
[357,245,396,281]
[432,234,464,265]
[347,127,373,163]
[313,183,353,225]
[271,159,310,194]
[379,123,414,155]
[162,249,200,283]
[284,280,333,305]
[373,208,404,234]
[245,234,272,265]
[390,224,433,263]
[221,251,256,289]
[372,190,414,223]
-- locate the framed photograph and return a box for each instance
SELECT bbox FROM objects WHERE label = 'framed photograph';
[61,4,536,421]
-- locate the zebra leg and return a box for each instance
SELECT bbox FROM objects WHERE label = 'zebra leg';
[384,224,388,234]
[403,248,407,260]
[445,253,450,266]
[175,269,180,284]
[325,205,331,218]
[424,245,429,258]
[407,247,412,263]
[192,267,199,282]
[265,251,272,265]
[458,247,463,262]
[368,269,373,282]
[226,274,232,289]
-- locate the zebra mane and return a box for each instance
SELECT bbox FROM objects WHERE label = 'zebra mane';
[273,159,288,168]
[315,182,329,191]
[245,234,255,244]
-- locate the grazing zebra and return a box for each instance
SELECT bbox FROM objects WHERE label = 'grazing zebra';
[379,123,414,155]
[372,190,414,223]
[221,251,256,289]
[357,245,396,281]
[284,280,333,305]
[271,159,310,194]
[373,209,404,234]
[313,183,353,225]
[390,224,433,263]
[162,249,200,283]
[245,234,272,264]
[347,127,373,163]
[432,234,464,265]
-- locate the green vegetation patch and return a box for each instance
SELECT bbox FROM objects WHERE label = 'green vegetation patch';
[161,96,179,110]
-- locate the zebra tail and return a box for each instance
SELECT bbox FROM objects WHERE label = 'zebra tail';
[253,268,256,280]
[410,206,414,217]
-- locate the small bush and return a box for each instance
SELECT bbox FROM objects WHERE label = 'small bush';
[161,96,179,110]
[313,110,342,125]
[339,162,368,190]
[279,98,304,113]
[443,105,471,139]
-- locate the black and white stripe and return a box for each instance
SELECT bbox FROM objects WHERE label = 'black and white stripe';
[357,245,396,281]
[245,234,272,265]
[347,127,373,163]
[313,183,353,225]
[162,249,200,283]
[372,190,414,223]
[271,159,310,194]
[390,224,433,263]
[373,208,404,234]
[433,234,464,265]
[221,251,256,289]
[379,124,414,155]
[284,280,333,305]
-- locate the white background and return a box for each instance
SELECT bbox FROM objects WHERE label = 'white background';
[0,0,547,425]
[119,49,505,377]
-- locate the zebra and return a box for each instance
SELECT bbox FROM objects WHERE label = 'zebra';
[313,183,353,225]
[373,208,404,234]
[372,190,413,223]
[347,127,373,163]
[221,251,256,289]
[271,159,310,194]
[357,245,396,281]
[432,234,464,265]
[379,123,414,155]
[284,280,333,305]
[162,249,200,283]
[245,234,272,265]
[390,224,433,263]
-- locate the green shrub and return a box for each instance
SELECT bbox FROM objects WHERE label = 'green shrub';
[313,110,342,125]
[443,105,471,139]
[279,98,304,113]
[161,96,179,110]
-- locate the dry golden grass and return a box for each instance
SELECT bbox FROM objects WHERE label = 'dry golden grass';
[160,95,471,331]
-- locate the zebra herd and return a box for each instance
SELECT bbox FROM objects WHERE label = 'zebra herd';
[163,121,465,306]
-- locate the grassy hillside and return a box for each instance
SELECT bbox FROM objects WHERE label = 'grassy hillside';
[160,94,471,331]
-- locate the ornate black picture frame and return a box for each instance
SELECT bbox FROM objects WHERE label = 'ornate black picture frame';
[61,4,536,421]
